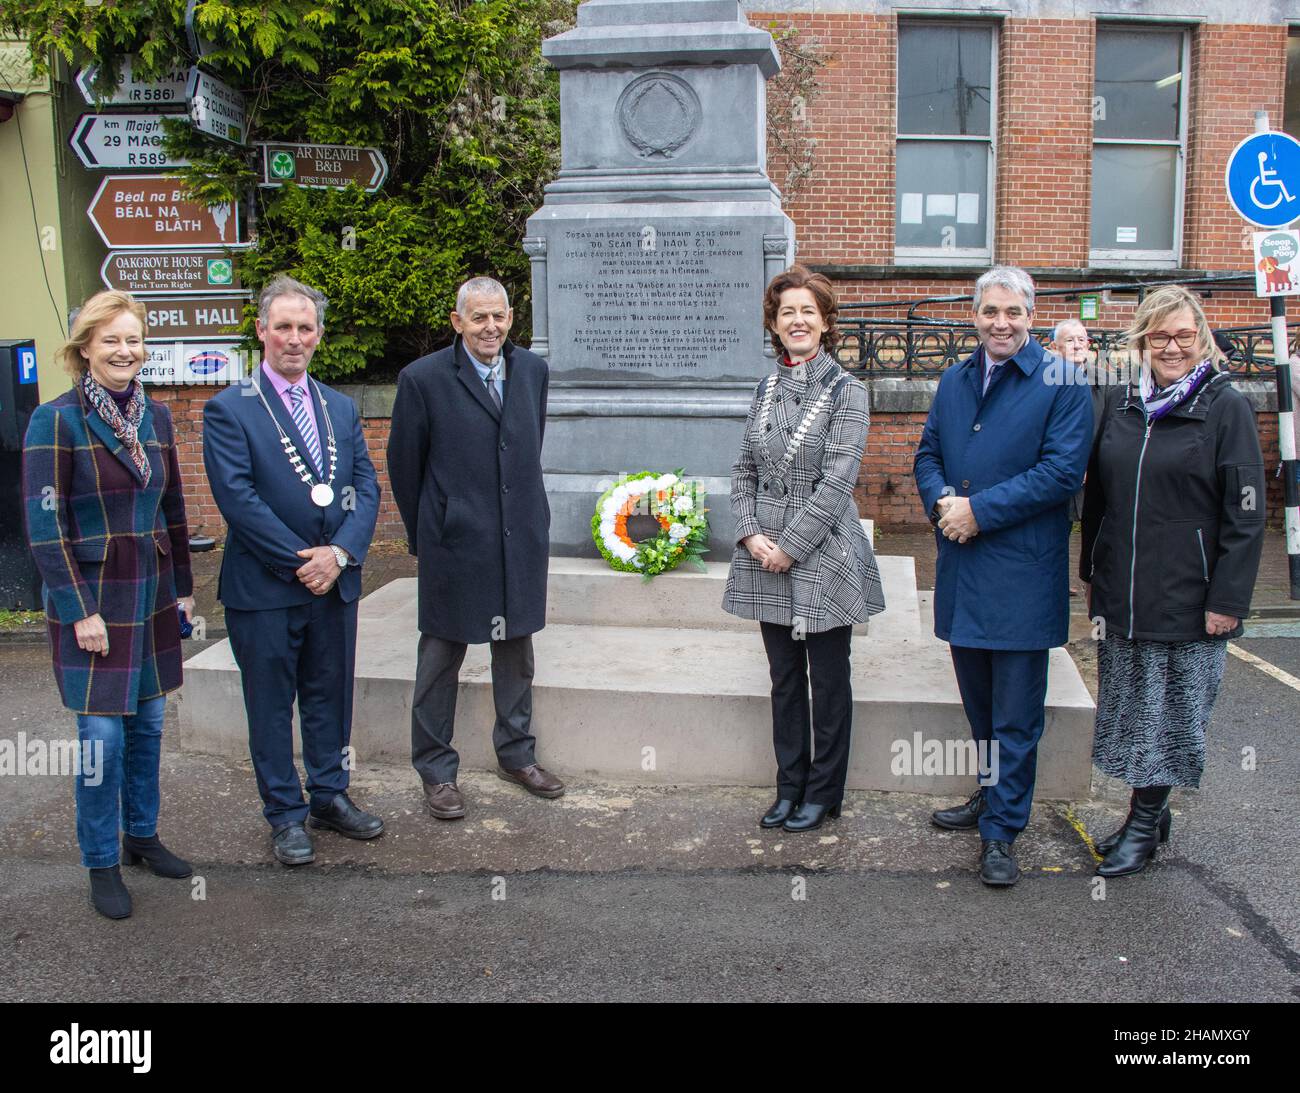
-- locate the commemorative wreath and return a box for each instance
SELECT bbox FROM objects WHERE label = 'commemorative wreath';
[591,470,709,580]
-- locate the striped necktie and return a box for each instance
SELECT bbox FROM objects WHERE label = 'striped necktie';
[484,363,503,410]
[288,384,322,474]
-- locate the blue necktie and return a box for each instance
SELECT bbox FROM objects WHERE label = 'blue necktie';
[288,384,322,474]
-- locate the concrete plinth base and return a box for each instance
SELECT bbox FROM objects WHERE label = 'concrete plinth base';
[179,550,1095,799]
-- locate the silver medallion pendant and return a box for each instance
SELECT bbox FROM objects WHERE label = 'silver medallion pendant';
[311,483,335,507]
[769,478,787,499]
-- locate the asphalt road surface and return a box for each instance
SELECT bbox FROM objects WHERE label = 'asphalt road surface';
[1,636,1296,1004]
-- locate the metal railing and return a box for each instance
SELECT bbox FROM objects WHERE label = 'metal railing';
[833,275,1292,378]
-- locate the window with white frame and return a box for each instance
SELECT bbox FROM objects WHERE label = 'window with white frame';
[1091,25,1189,266]
[895,20,996,263]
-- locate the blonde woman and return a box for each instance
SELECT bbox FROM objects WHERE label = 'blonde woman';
[1079,286,1265,877]
[22,291,194,919]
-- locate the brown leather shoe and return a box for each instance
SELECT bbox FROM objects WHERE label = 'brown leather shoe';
[423,781,466,820]
[497,763,565,799]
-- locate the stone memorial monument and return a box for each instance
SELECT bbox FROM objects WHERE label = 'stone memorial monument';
[525,0,795,556]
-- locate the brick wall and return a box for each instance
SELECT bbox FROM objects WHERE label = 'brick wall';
[155,382,1287,539]
[995,19,1095,268]
[756,12,1289,280]
[762,13,895,264]
[1184,23,1287,271]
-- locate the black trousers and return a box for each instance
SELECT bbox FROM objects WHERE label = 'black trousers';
[410,633,538,785]
[760,622,854,807]
[225,591,357,828]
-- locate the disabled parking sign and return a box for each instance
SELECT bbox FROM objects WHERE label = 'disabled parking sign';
[1226,130,1300,228]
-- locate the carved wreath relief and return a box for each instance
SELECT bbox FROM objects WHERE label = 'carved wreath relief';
[616,72,701,159]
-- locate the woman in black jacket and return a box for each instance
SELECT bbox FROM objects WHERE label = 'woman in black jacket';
[1080,285,1265,877]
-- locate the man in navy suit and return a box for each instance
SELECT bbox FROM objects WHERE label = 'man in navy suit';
[913,267,1092,887]
[203,275,382,865]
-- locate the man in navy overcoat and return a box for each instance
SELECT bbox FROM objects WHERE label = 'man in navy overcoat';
[203,275,382,866]
[387,277,562,821]
[913,266,1092,886]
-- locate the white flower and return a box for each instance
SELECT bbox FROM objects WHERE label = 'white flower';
[610,487,629,508]
[669,523,689,542]
[672,495,694,515]
[658,473,678,489]
[625,479,648,496]
[599,520,615,540]
[632,556,644,568]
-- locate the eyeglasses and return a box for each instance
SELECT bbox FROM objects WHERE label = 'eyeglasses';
[1145,330,1199,350]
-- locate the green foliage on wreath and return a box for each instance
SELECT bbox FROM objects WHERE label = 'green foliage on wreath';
[591,470,709,582]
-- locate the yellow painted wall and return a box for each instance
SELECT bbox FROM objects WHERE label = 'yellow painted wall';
[0,41,71,401]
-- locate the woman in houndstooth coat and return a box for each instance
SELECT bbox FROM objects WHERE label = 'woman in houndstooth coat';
[723,265,885,833]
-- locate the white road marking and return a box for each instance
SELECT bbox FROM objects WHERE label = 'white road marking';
[1228,643,1300,693]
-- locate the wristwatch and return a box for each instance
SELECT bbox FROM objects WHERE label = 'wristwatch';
[329,545,350,569]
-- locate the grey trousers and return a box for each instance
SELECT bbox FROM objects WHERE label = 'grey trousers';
[411,632,537,784]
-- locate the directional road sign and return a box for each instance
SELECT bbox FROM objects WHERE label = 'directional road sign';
[75,58,189,107]
[101,249,244,296]
[1226,130,1300,228]
[143,295,250,341]
[186,68,246,145]
[70,114,189,170]
[257,142,389,192]
[87,175,240,249]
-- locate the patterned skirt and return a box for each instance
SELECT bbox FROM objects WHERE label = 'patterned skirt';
[1093,635,1228,788]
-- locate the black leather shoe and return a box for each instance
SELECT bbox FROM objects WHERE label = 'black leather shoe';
[308,793,385,840]
[979,839,1020,887]
[1097,786,1171,878]
[271,822,315,866]
[782,801,841,832]
[760,797,799,829]
[1094,790,1171,856]
[89,865,132,919]
[931,788,986,830]
[122,833,193,878]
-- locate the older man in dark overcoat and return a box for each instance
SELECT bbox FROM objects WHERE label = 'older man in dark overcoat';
[388,276,561,819]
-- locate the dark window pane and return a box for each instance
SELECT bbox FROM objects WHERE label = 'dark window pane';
[1094,28,1182,141]
[896,141,989,249]
[1090,144,1177,252]
[1285,32,1300,139]
[897,23,993,136]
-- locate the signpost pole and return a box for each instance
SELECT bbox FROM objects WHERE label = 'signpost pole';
[1252,112,1300,600]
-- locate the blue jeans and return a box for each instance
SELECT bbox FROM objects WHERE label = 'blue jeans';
[74,696,166,868]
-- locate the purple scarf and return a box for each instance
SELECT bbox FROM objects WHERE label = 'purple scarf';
[82,373,151,487]
[1140,358,1214,422]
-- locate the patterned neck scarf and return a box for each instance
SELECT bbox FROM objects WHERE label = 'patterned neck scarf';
[82,372,151,487]
[1140,358,1214,422]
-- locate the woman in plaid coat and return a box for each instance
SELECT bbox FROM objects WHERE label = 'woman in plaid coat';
[723,266,885,832]
[22,291,194,920]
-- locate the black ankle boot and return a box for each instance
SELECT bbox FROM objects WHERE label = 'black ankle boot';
[1095,790,1171,856]
[122,833,193,879]
[89,866,132,919]
[782,801,841,833]
[760,798,799,829]
[1097,786,1172,877]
